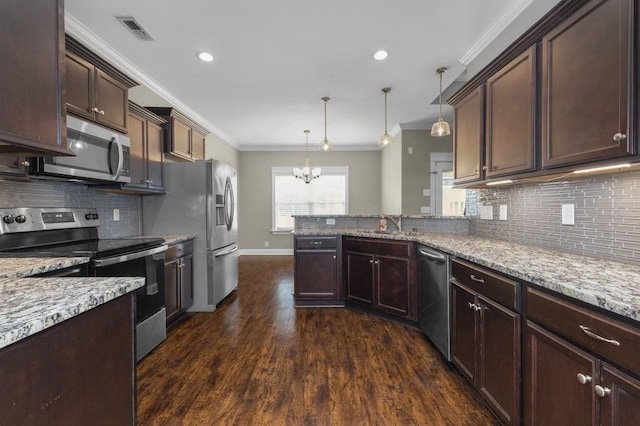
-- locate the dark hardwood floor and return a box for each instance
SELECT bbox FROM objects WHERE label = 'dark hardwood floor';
[137,256,497,425]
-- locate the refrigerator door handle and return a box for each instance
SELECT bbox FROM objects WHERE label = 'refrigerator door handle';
[213,246,238,257]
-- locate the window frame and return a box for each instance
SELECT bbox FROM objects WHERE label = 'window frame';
[271,166,349,232]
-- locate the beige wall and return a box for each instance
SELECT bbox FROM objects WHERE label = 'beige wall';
[401,130,453,214]
[205,133,239,169]
[380,133,402,215]
[238,150,381,250]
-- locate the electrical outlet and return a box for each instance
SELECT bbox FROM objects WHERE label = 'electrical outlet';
[499,205,508,221]
[264,241,269,248]
[326,218,336,225]
[420,206,431,214]
[113,209,120,221]
[408,147,413,154]
[561,204,575,225]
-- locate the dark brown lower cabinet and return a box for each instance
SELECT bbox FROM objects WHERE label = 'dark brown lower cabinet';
[294,236,341,301]
[164,240,194,326]
[344,237,416,320]
[525,322,640,425]
[0,294,136,425]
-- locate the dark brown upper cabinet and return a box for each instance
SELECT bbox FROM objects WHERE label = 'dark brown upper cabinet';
[145,107,209,162]
[65,36,137,135]
[0,0,74,157]
[541,0,634,168]
[452,86,484,184]
[486,46,537,178]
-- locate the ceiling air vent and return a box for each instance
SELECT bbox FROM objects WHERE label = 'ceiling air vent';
[116,16,155,41]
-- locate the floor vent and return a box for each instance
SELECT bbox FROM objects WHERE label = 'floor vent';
[116,16,155,41]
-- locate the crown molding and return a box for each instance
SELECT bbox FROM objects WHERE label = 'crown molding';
[64,12,238,149]
[238,144,381,152]
[459,0,534,65]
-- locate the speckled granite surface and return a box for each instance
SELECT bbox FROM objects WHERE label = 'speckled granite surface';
[130,234,196,246]
[0,276,145,350]
[0,257,90,279]
[294,229,640,323]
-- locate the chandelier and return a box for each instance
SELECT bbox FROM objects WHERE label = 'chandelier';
[293,130,321,183]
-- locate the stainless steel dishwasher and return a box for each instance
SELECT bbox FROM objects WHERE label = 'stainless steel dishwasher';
[417,244,451,360]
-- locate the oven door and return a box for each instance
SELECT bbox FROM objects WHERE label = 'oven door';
[91,245,167,324]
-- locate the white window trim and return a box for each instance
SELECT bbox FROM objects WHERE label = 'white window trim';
[271,166,349,232]
[430,152,453,216]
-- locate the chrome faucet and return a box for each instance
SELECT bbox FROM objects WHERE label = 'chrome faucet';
[380,214,402,232]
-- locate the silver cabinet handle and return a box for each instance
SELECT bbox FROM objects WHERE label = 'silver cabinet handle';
[369,259,374,264]
[309,241,323,245]
[594,385,611,397]
[98,109,105,115]
[470,274,485,283]
[92,107,100,113]
[332,255,337,259]
[20,160,30,167]
[474,304,482,311]
[613,133,627,142]
[577,373,592,385]
[579,325,620,346]
[482,165,489,171]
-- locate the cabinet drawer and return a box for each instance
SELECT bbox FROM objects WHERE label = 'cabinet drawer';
[344,238,411,257]
[452,259,519,310]
[295,236,337,250]
[165,240,194,261]
[527,287,640,374]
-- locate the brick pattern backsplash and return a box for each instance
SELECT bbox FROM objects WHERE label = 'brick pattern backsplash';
[0,180,140,238]
[466,170,640,263]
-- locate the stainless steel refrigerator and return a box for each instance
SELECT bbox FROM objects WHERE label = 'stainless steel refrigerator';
[142,159,238,312]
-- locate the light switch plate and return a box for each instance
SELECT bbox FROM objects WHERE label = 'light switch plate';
[499,205,508,221]
[326,218,335,225]
[423,189,431,197]
[561,204,575,225]
[113,209,120,221]
[479,205,493,220]
[408,147,413,154]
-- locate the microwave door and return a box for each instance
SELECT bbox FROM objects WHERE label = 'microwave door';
[109,136,124,180]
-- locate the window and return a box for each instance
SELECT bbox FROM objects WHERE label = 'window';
[430,153,466,217]
[272,167,349,231]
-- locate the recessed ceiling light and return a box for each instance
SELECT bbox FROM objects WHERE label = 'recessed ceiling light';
[374,50,388,61]
[197,51,214,62]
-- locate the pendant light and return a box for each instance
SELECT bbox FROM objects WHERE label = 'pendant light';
[378,87,393,147]
[293,130,321,183]
[319,97,333,152]
[431,67,451,137]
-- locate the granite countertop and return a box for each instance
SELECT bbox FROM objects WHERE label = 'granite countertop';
[0,257,90,279]
[294,229,640,323]
[0,276,145,350]
[131,234,196,246]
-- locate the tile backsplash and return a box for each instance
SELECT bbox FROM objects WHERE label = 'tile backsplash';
[0,179,140,238]
[466,170,640,263]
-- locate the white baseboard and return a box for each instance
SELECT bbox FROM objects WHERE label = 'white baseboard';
[239,249,294,256]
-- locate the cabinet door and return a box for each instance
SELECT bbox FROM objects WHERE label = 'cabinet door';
[0,0,70,155]
[485,46,536,178]
[524,322,598,426]
[180,254,194,310]
[95,69,128,133]
[127,112,147,188]
[191,130,206,160]
[375,255,411,317]
[65,52,95,121]
[171,118,192,160]
[453,86,484,183]
[478,295,521,425]
[0,157,29,181]
[146,121,164,191]
[599,363,640,425]
[295,251,338,299]
[451,282,478,383]
[346,253,374,305]
[541,0,633,168]
[164,260,180,324]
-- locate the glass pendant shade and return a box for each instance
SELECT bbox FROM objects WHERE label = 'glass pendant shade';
[378,87,393,147]
[431,118,451,137]
[431,67,451,137]
[294,130,320,184]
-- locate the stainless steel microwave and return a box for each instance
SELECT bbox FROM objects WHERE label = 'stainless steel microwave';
[31,115,131,183]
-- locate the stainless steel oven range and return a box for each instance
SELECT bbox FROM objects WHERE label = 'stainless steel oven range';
[0,207,167,361]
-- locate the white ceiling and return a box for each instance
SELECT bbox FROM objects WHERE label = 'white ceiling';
[65,0,538,150]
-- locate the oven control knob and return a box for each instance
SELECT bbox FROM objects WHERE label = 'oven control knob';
[14,214,26,224]
[93,213,99,220]
[2,215,15,224]
[85,213,93,220]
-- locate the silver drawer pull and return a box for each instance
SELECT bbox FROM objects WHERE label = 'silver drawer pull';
[576,373,592,385]
[594,385,611,398]
[470,274,485,283]
[579,325,620,346]
[310,241,323,245]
